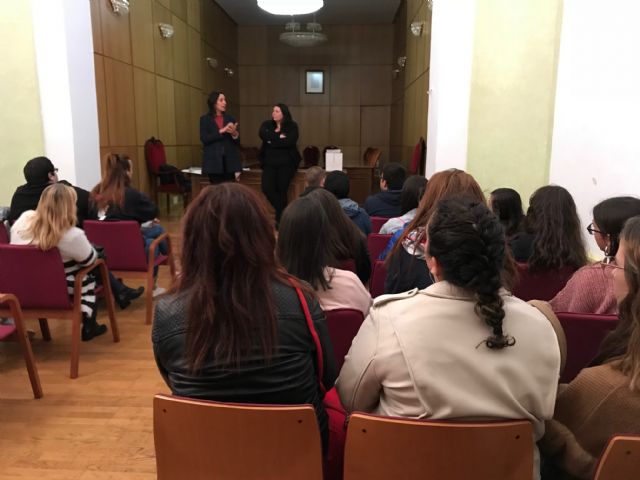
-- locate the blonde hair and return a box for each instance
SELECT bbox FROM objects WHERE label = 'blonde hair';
[25,183,77,250]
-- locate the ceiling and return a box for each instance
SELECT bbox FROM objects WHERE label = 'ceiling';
[214,0,402,26]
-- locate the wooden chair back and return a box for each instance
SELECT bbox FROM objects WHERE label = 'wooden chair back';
[594,435,640,480]
[344,413,533,480]
[153,394,323,480]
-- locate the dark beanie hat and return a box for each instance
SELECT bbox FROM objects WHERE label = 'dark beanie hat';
[24,156,55,184]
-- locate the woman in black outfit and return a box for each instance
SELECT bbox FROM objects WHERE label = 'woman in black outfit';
[200,91,240,184]
[259,103,301,222]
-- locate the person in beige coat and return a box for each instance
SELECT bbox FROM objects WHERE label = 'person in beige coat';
[336,197,563,479]
[540,215,640,479]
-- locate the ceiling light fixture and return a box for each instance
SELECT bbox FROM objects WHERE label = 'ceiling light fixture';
[280,21,327,47]
[258,0,324,16]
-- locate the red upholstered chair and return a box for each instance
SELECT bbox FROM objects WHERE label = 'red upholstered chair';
[0,293,43,398]
[344,414,533,480]
[367,233,392,264]
[370,260,387,299]
[0,245,118,379]
[370,217,387,234]
[303,145,320,168]
[0,221,9,243]
[557,312,618,383]
[594,435,640,480]
[153,394,323,480]
[512,263,577,301]
[325,308,365,370]
[145,137,191,212]
[408,137,426,175]
[83,220,176,325]
[339,259,357,274]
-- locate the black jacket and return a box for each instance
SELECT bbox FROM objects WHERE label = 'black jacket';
[152,281,337,448]
[259,120,302,168]
[91,187,158,223]
[384,247,434,294]
[363,190,403,218]
[200,113,241,175]
[9,180,92,226]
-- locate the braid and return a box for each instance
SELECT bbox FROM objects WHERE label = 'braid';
[429,197,515,350]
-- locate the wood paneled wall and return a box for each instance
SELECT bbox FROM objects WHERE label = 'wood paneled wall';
[91,0,238,195]
[391,0,431,169]
[237,24,394,166]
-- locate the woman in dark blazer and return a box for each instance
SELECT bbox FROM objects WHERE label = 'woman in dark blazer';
[259,103,301,222]
[200,91,241,184]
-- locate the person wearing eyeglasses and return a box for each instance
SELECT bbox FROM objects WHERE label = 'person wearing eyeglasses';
[540,215,640,479]
[550,197,640,315]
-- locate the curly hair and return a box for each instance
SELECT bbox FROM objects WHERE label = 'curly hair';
[525,185,587,271]
[428,197,515,350]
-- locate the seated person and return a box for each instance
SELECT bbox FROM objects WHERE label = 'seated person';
[153,184,336,448]
[363,162,406,218]
[540,215,640,479]
[550,197,640,315]
[489,188,533,262]
[11,184,107,341]
[8,156,142,308]
[380,174,427,235]
[337,197,562,479]
[277,195,372,318]
[300,165,325,197]
[324,170,371,235]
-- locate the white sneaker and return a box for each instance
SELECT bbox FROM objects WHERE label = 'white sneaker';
[153,286,167,298]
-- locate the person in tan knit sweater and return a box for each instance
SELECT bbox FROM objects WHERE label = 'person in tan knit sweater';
[550,197,640,315]
[541,215,640,479]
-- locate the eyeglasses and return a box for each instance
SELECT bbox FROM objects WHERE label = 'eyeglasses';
[587,223,604,235]
[600,260,624,278]
[51,168,59,174]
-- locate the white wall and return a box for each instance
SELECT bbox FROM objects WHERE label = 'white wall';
[31,0,100,190]
[425,0,476,176]
[549,0,640,253]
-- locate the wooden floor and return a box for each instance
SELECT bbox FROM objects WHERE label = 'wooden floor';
[0,212,184,479]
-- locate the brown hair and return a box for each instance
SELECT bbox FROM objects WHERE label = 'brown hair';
[176,183,291,372]
[90,153,132,212]
[616,216,640,391]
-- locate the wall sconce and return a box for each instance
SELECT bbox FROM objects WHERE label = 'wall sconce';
[206,57,218,69]
[109,0,130,15]
[397,56,407,69]
[392,68,401,79]
[158,23,174,39]
[427,0,433,10]
[410,21,425,37]
[224,67,234,78]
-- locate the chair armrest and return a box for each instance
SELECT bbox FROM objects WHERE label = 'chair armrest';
[71,258,107,302]
[147,231,171,266]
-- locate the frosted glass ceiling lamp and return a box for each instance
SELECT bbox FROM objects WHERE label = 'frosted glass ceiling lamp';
[258,0,324,16]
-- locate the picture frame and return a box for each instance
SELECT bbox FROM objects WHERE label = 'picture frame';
[305,70,324,94]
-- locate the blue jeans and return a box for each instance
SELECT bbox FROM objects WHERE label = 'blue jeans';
[141,224,168,277]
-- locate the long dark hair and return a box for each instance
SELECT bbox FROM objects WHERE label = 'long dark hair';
[593,196,640,257]
[177,183,289,371]
[490,188,524,238]
[400,175,428,215]
[307,188,367,265]
[525,185,587,271]
[207,91,222,114]
[277,196,336,291]
[90,153,131,211]
[428,197,515,350]
[273,103,294,130]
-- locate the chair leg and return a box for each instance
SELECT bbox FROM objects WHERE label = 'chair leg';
[70,311,81,379]
[98,263,120,343]
[8,299,43,399]
[166,193,170,215]
[146,268,155,325]
[38,318,51,341]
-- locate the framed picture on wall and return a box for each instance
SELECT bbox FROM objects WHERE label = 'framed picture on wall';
[305,70,324,94]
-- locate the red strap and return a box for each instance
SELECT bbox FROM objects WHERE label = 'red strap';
[288,278,326,395]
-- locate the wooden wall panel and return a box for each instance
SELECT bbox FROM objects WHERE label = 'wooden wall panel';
[90,0,103,55]
[172,16,189,84]
[176,146,192,170]
[171,0,187,20]
[190,87,203,145]
[187,0,201,30]
[99,0,132,64]
[238,27,268,65]
[156,77,177,144]
[104,58,136,146]
[94,55,109,147]
[153,3,174,78]
[266,27,301,65]
[238,106,269,148]
[361,106,391,148]
[360,26,394,65]
[390,100,404,147]
[174,82,191,145]
[239,66,268,105]
[133,68,159,145]
[267,66,299,106]
[326,26,362,65]
[360,66,392,106]
[339,146,361,166]
[136,146,152,194]
[187,27,202,88]
[157,0,170,9]
[296,106,330,150]
[330,107,360,146]
[130,0,155,72]
[331,66,360,106]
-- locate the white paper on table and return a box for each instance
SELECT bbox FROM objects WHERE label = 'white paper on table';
[325,149,343,172]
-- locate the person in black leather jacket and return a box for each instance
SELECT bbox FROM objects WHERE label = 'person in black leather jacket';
[152,183,336,448]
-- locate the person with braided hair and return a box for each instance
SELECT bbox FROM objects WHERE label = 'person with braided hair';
[337,197,564,479]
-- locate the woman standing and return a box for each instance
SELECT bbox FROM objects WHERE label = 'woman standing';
[200,91,240,184]
[259,103,301,222]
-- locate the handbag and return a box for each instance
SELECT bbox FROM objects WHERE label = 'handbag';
[288,277,326,394]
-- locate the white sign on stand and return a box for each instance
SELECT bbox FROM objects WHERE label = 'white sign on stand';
[325,149,343,172]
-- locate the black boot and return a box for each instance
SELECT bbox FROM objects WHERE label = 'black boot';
[115,285,145,309]
[81,310,107,342]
